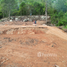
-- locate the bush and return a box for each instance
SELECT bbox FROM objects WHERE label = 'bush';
[51,11,65,26]
[62,12,67,26]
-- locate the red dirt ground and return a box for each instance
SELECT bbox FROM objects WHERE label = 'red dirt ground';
[0,22,67,67]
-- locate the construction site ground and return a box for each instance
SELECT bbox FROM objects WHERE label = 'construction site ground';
[0,21,67,67]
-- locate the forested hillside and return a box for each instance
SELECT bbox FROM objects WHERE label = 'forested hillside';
[0,0,67,28]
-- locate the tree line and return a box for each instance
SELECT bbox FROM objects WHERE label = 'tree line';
[0,0,67,28]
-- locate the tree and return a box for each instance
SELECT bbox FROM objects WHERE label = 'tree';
[32,2,44,15]
[45,0,48,23]
[1,0,17,18]
[54,0,67,12]
[0,12,3,19]
[41,0,47,23]
[19,2,27,15]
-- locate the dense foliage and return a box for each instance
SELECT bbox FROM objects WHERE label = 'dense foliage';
[0,0,67,28]
[0,12,3,19]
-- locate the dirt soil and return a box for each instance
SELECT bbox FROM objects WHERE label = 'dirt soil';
[0,21,67,67]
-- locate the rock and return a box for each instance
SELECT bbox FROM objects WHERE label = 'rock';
[10,20,12,22]
[27,18,29,20]
[43,24,47,26]
[10,17,14,20]
[47,16,50,18]
[35,16,39,18]
[23,19,28,22]
[15,18,18,21]
[52,45,54,47]
[23,19,26,22]
[29,19,32,22]
[51,43,57,47]
[55,65,59,67]
[41,16,46,20]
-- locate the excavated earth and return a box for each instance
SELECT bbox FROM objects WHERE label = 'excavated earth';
[0,22,67,67]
